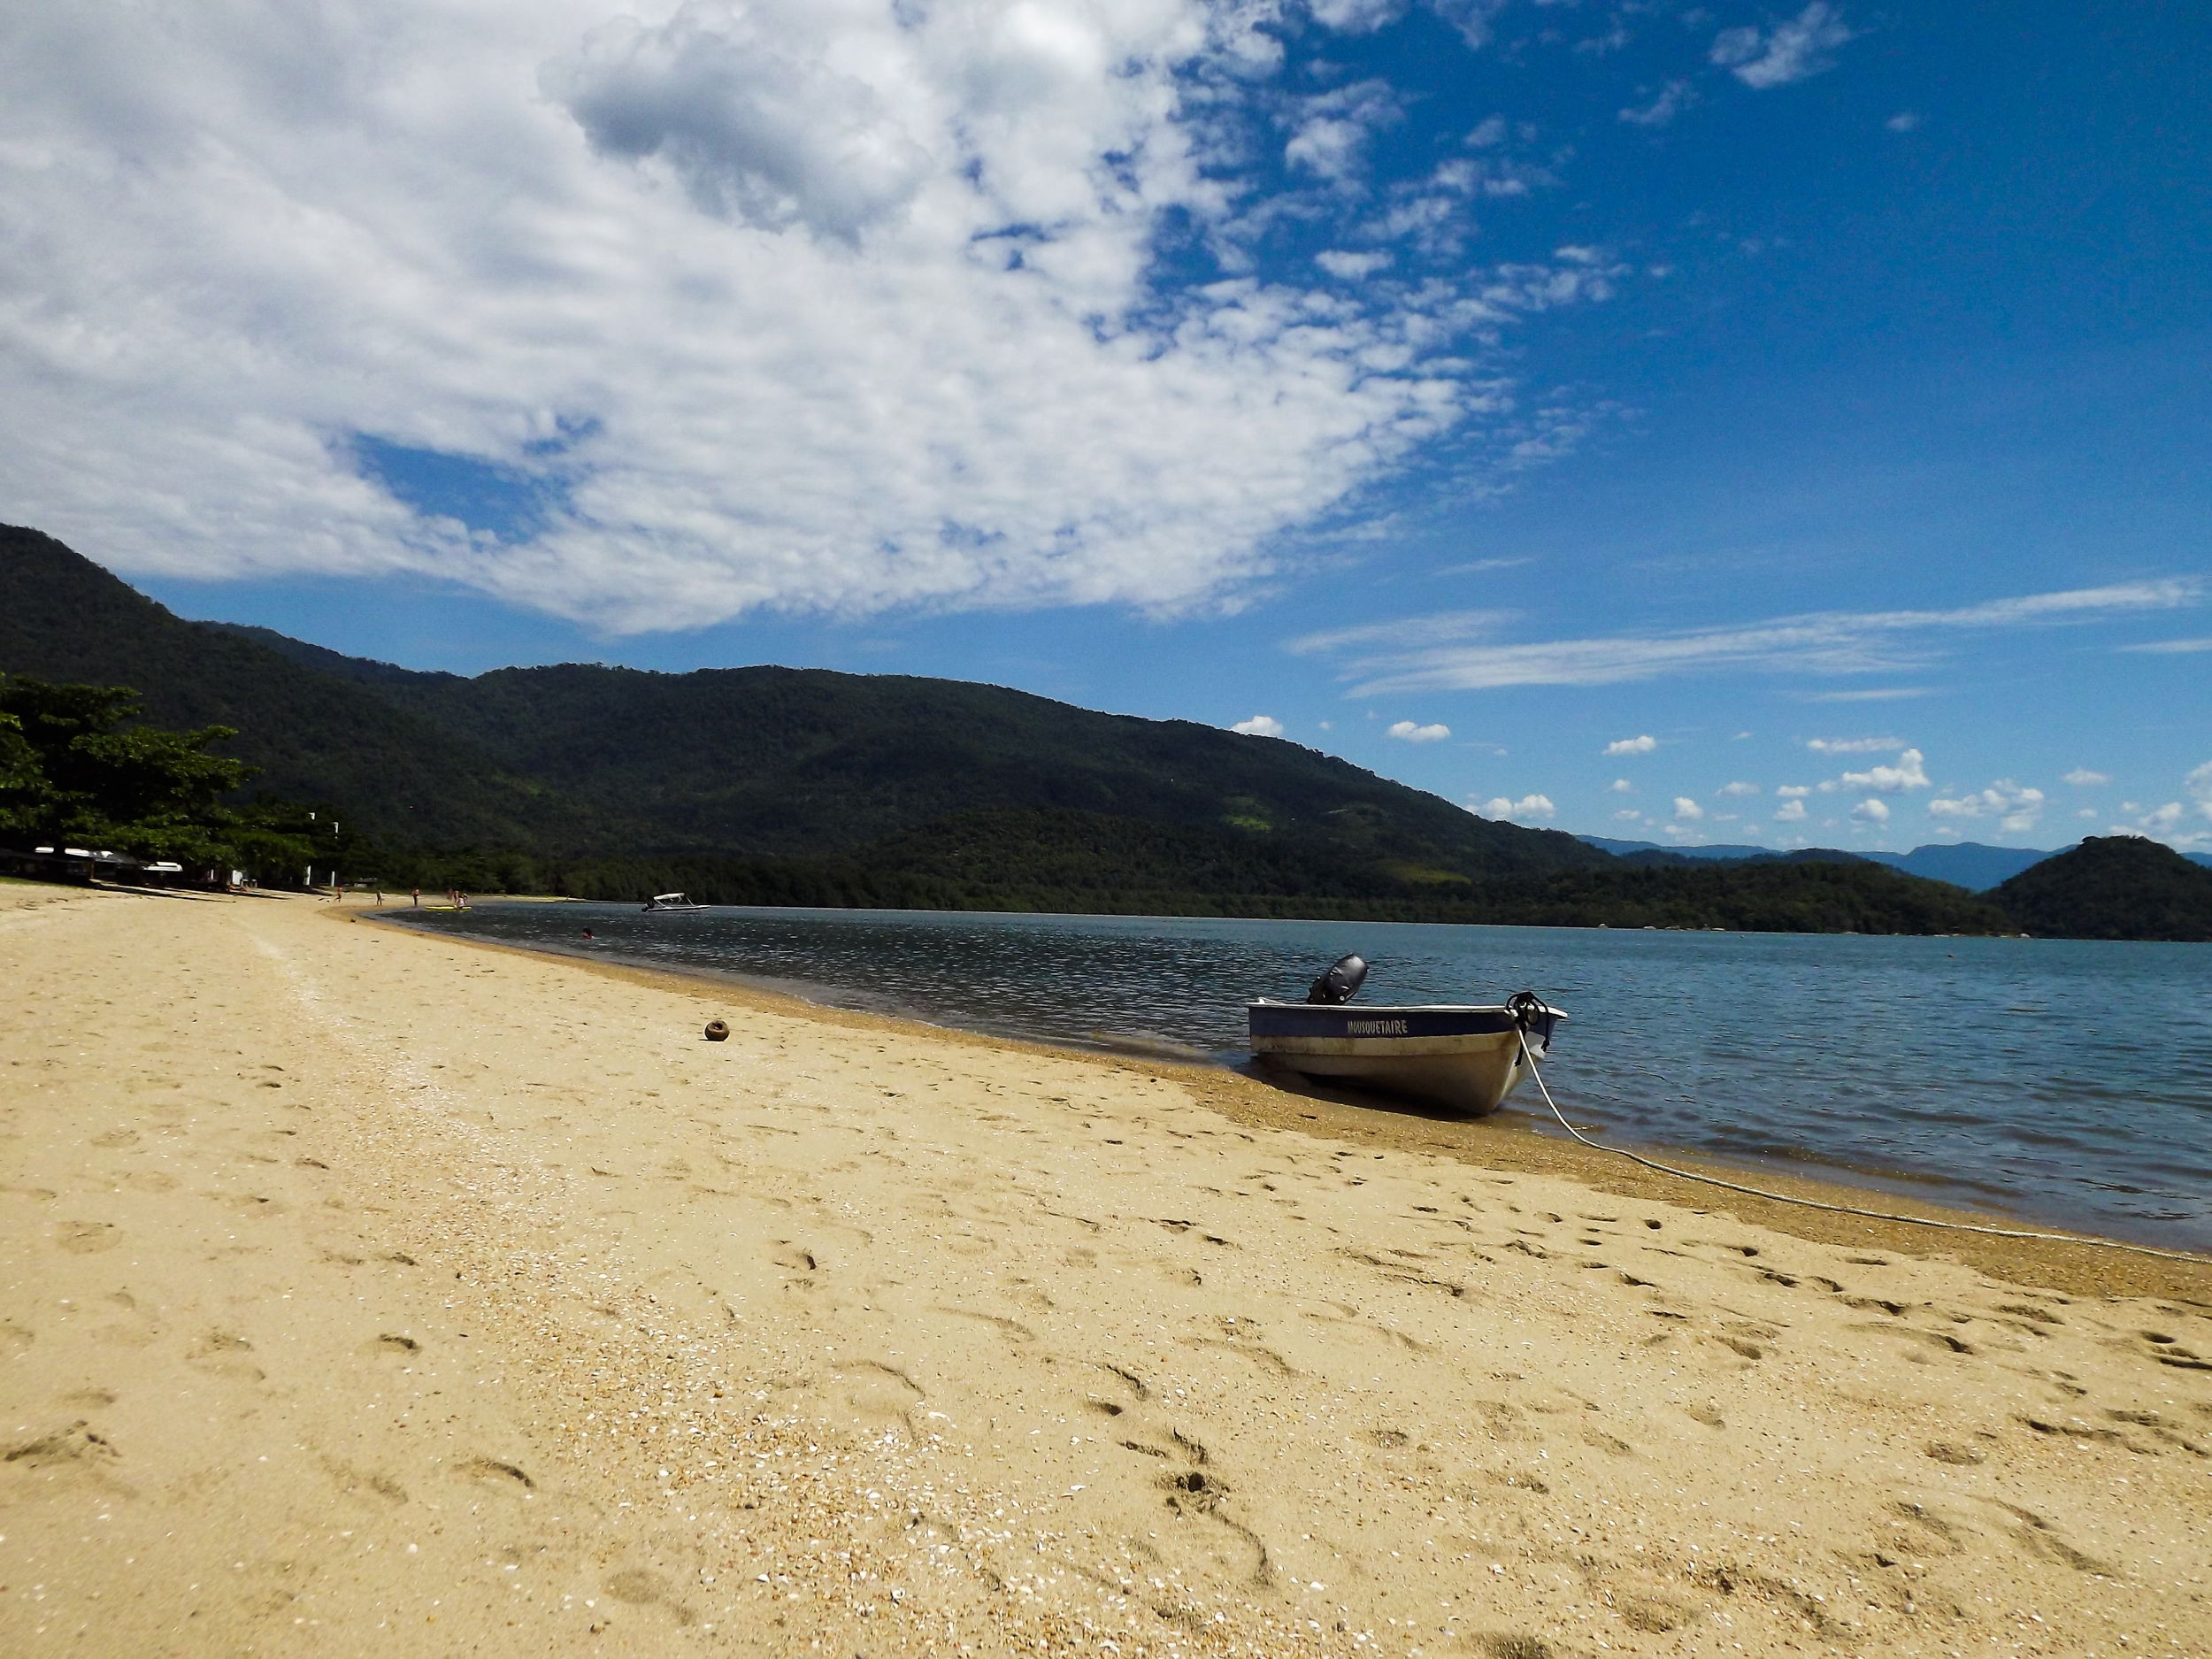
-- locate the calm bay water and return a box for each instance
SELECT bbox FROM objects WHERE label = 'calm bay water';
[387,902,2212,1249]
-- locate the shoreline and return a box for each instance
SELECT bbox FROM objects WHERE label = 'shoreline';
[354,904,2212,1301]
[9,883,2209,1657]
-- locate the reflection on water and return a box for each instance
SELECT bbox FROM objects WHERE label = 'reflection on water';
[388,902,2212,1249]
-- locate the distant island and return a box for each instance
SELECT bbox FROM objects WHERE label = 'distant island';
[5,522,2206,941]
[1577,833,2212,892]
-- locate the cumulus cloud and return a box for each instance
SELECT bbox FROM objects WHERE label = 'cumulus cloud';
[1609,778,1635,793]
[1291,581,2201,695]
[2062,768,2111,787]
[1479,793,1555,822]
[549,6,932,242]
[1806,735,1903,754]
[1928,781,2046,834]
[1231,713,1286,737]
[1717,780,1760,796]
[1832,748,1928,793]
[1672,796,1703,821]
[1618,80,1695,128]
[1774,798,1808,822]
[1308,0,1409,32]
[1850,796,1890,825]
[1775,784,1811,797]
[1710,3,1855,89]
[2124,762,2212,850]
[1315,249,1394,280]
[1387,720,1451,743]
[1604,734,1658,756]
[0,0,1615,632]
[1285,80,1404,182]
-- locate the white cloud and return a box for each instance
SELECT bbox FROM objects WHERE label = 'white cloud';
[1432,556,1534,576]
[1927,780,2046,835]
[1672,796,1703,822]
[1776,784,1811,797]
[1611,808,1643,823]
[1711,3,1855,90]
[2120,637,2212,654]
[1604,733,1658,756]
[1315,249,1394,280]
[1292,580,2202,695]
[2106,764,2212,852]
[2062,768,2111,787]
[1230,713,1285,737]
[1774,798,1808,822]
[1480,793,1555,822]
[1430,1,1510,51]
[1801,687,1932,703]
[1886,111,1921,133]
[1806,735,1903,754]
[1618,79,1695,128]
[1850,796,1890,825]
[1386,719,1451,743]
[1836,748,1928,793]
[2077,808,2099,819]
[1609,778,1635,793]
[550,8,933,243]
[1717,780,1760,797]
[1308,0,1409,33]
[0,1,1620,633]
[1285,79,1403,181]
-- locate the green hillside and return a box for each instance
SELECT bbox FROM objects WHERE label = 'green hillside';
[0,525,552,845]
[3,526,1603,887]
[1992,836,2212,942]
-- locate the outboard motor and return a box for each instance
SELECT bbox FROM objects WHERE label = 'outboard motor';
[1307,954,1369,1005]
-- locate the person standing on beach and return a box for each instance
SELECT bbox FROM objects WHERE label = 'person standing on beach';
[411,887,419,907]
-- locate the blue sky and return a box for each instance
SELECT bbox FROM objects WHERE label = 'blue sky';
[5,1,2208,851]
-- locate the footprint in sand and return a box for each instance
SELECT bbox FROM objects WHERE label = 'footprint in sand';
[187,1330,265,1381]
[453,1456,534,1492]
[57,1219,122,1253]
[602,1567,697,1625]
[5,1419,122,1479]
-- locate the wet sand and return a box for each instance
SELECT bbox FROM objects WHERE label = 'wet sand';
[4,884,2208,1655]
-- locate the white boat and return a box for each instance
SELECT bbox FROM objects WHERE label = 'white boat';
[641,892,705,912]
[1247,956,1565,1117]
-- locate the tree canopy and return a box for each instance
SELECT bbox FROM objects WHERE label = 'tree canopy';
[0,673,253,862]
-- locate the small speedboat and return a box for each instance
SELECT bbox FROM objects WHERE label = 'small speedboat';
[1247,955,1565,1117]
[641,892,705,912]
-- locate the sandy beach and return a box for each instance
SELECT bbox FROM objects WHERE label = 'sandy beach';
[4,884,2207,1657]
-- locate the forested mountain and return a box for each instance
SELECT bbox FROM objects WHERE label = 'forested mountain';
[1992,837,2212,942]
[4,526,1603,887]
[0,526,551,845]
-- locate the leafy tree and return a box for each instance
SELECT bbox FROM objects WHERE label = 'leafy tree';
[0,673,251,862]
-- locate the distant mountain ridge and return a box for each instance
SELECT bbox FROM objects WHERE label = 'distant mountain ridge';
[1577,833,2211,891]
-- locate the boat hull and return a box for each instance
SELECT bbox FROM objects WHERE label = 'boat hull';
[1246,1003,1563,1117]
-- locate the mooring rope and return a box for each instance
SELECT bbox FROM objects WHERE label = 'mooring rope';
[1510,1025,2212,1267]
